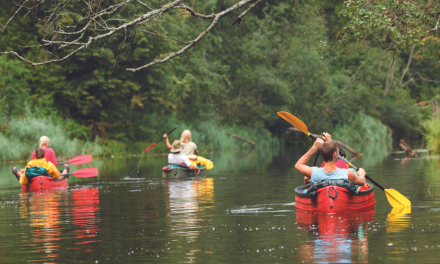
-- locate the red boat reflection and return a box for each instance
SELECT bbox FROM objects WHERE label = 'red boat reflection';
[296,208,375,263]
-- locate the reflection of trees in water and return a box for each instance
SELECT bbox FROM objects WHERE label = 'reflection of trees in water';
[209,148,278,173]
[18,188,101,262]
[296,209,375,263]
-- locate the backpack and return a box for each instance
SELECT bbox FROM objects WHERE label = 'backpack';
[25,166,50,179]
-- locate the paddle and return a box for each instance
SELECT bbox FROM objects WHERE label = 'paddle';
[277,111,411,208]
[61,168,98,178]
[143,126,180,153]
[58,154,92,165]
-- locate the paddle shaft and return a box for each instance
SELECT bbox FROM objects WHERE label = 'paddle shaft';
[307,133,385,191]
[143,126,179,153]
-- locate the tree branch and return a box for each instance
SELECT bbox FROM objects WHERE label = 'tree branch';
[427,15,440,33]
[126,0,257,72]
[231,0,262,26]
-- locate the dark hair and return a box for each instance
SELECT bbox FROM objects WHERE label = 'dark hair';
[338,147,347,159]
[35,148,45,159]
[320,141,338,162]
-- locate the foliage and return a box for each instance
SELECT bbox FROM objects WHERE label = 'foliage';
[0,0,439,158]
[338,0,440,55]
[423,119,440,154]
[0,113,103,161]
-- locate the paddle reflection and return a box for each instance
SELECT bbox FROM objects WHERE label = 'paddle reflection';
[296,209,375,263]
[386,207,411,261]
[71,187,100,251]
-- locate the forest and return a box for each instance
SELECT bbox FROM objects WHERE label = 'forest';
[1,0,440,161]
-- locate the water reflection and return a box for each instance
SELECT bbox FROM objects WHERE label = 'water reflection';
[71,188,100,251]
[296,209,375,263]
[17,188,100,262]
[386,207,411,261]
[164,179,214,242]
[18,190,67,263]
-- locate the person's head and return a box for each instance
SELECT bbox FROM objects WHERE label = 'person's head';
[39,136,50,148]
[35,147,45,159]
[170,140,183,153]
[338,148,346,159]
[180,130,192,144]
[320,141,338,162]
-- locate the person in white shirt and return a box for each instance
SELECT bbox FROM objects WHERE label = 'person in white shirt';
[168,140,200,174]
[164,130,198,157]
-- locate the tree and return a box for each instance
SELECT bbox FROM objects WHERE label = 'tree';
[1,0,440,72]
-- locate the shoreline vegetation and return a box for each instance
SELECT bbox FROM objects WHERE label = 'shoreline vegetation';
[2,0,439,162]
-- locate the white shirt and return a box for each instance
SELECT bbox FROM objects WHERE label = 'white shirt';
[181,142,197,155]
[168,153,192,167]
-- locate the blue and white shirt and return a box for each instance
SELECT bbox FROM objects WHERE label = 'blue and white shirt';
[311,167,349,183]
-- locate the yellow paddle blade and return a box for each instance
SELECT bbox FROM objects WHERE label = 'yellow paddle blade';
[384,188,411,208]
[277,112,310,136]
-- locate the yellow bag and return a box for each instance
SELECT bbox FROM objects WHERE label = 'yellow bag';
[188,155,214,170]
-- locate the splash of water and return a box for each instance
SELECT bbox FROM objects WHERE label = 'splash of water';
[125,152,145,178]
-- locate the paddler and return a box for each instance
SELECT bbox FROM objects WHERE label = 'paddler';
[31,136,58,166]
[168,140,200,174]
[12,148,69,184]
[295,133,365,186]
[164,130,198,157]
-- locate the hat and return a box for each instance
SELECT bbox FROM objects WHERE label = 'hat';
[171,140,183,153]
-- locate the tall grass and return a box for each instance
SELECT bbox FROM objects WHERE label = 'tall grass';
[424,119,440,154]
[135,115,280,155]
[333,113,392,145]
[0,114,103,161]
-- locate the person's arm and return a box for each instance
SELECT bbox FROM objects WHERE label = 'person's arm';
[50,149,58,166]
[163,134,172,149]
[46,162,61,179]
[295,138,324,177]
[348,168,366,186]
[189,164,200,174]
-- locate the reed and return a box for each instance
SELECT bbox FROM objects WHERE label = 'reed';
[423,119,440,154]
[0,114,103,161]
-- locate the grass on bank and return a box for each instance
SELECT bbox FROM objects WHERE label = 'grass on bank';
[0,113,281,162]
[424,119,440,154]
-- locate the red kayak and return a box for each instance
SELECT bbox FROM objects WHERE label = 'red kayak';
[295,181,376,214]
[21,176,68,192]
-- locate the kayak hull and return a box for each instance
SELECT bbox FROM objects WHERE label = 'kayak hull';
[295,184,376,214]
[21,176,68,192]
[162,166,206,178]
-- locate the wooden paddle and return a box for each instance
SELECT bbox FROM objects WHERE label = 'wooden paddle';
[58,154,92,165]
[61,168,98,178]
[143,126,179,153]
[277,111,411,208]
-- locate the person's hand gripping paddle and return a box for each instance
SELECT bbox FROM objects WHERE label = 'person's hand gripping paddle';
[143,126,179,153]
[277,111,411,208]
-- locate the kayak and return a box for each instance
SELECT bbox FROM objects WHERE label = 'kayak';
[21,176,68,192]
[187,155,214,170]
[162,165,206,178]
[294,180,376,214]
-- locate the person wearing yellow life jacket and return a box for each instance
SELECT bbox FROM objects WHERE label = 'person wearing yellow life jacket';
[12,148,69,185]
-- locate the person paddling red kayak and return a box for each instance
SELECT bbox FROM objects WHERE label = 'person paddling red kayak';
[31,136,58,166]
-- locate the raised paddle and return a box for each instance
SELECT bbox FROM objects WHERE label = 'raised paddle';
[277,111,411,208]
[61,168,98,178]
[58,154,92,165]
[143,126,179,153]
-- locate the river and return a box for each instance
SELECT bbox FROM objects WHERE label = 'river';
[0,144,439,263]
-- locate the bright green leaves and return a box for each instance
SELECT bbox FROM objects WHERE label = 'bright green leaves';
[338,0,440,54]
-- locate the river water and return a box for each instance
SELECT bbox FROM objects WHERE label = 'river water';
[0,144,439,263]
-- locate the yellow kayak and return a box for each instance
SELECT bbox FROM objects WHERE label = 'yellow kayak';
[188,155,214,170]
